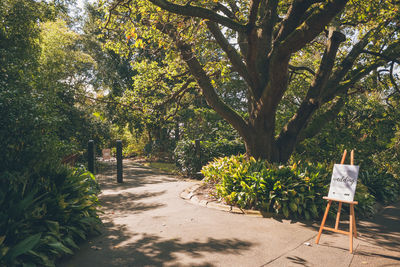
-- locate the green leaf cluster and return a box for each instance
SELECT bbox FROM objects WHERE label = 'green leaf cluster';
[0,165,101,266]
[359,169,400,204]
[0,2,106,266]
[202,155,377,219]
[174,139,245,176]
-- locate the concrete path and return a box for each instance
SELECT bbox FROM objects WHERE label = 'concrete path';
[59,160,400,267]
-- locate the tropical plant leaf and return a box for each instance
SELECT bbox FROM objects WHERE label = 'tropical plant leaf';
[5,233,41,261]
[48,242,73,255]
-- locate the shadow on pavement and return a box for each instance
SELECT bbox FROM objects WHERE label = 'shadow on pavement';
[293,201,400,254]
[97,160,179,190]
[286,256,311,267]
[57,159,256,267]
[355,249,400,261]
[100,191,167,216]
[59,219,254,267]
[357,204,400,251]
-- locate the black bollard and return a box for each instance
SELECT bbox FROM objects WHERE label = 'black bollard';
[195,139,201,172]
[88,140,95,174]
[116,140,123,183]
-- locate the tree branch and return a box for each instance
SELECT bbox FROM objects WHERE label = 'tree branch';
[322,32,399,101]
[362,49,400,64]
[245,0,262,90]
[178,41,250,139]
[307,29,346,101]
[213,3,237,20]
[153,20,250,139]
[298,95,345,142]
[259,0,279,56]
[154,78,194,109]
[324,26,380,95]
[275,0,318,43]
[277,0,348,55]
[206,21,253,88]
[275,28,346,156]
[389,61,400,94]
[322,62,381,102]
[148,0,246,32]
[104,0,132,29]
[288,64,316,76]
[248,0,261,27]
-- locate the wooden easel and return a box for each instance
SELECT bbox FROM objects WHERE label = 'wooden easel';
[315,149,358,253]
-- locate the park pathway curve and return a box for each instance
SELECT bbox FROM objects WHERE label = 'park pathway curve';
[58,159,400,267]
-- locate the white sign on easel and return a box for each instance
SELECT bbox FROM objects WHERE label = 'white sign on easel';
[327,164,360,202]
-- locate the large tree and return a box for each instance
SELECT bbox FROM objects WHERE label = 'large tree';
[103,0,400,162]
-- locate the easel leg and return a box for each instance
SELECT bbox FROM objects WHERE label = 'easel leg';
[351,204,357,237]
[335,202,342,230]
[349,204,354,253]
[316,200,332,244]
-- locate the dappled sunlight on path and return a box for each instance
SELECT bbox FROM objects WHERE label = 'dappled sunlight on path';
[97,160,178,190]
[59,159,260,266]
[356,204,400,251]
[66,218,252,267]
[59,159,400,267]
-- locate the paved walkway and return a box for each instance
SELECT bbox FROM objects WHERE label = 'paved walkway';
[59,159,400,267]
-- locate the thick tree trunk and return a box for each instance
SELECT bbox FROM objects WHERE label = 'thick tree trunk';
[244,135,279,162]
[243,113,281,162]
[244,132,297,163]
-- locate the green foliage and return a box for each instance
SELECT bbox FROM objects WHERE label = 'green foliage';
[202,155,376,219]
[294,91,400,205]
[296,93,397,168]
[180,108,242,141]
[359,170,400,204]
[0,87,65,172]
[1,0,66,172]
[174,139,245,176]
[1,0,111,168]
[0,5,104,265]
[90,0,247,159]
[37,18,112,152]
[353,183,376,217]
[373,125,400,180]
[107,125,149,157]
[99,0,400,163]
[0,165,101,266]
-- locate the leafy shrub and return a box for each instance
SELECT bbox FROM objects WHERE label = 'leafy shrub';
[0,165,101,266]
[353,183,376,217]
[202,155,376,219]
[174,139,200,175]
[359,169,400,204]
[174,139,245,176]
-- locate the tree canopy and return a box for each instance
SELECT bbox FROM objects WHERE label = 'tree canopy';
[102,0,400,163]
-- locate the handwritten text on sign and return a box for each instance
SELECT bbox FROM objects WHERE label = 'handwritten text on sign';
[327,164,359,202]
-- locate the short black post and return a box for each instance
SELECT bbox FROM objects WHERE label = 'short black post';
[195,139,201,171]
[116,140,123,183]
[88,140,95,174]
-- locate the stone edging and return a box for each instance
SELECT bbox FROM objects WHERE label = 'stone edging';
[180,183,277,218]
[181,184,399,221]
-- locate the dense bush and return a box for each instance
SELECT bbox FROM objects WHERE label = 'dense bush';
[359,170,400,204]
[0,165,101,266]
[294,93,400,183]
[174,139,245,176]
[202,155,377,219]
